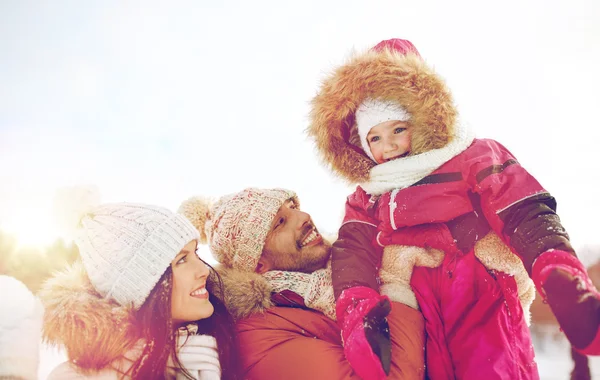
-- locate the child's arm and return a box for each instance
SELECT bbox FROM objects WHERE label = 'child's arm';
[464,139,573,273]
[464,140,600,355]
[332,187,384,300]
[498,192,573,272]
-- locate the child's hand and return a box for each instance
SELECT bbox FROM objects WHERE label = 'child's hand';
[337,286,392,380]
[364,298,392,375]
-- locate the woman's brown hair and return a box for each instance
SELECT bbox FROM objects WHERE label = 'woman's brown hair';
[129,259,241,379]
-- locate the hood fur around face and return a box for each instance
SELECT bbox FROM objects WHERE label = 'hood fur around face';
[39,261,139,371]
[308,47,458,183]
[209,265,273,321]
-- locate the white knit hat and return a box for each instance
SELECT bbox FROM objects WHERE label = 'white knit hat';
[179,188,296,272]
[55,187,200,309]
[0,276,44,380]
[355,98,411,161]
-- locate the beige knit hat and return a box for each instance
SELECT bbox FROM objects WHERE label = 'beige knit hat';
[54,187,200,309]
[179,188,297,272]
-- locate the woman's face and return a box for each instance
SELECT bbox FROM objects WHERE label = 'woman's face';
[170,240,214,325]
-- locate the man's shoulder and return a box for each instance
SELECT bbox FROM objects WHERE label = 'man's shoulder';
[237,305,334,324]
[236,306,336,329]
[236,305,341,343]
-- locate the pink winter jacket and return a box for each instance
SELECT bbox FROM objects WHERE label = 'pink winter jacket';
[340,139,543,379]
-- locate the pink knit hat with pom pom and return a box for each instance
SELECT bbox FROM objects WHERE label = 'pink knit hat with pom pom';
[179,188,297,272]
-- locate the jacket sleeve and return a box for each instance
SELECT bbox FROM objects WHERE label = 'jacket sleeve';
[464,140,574,273]
[236,304,425,380]
[332,187,383,300]
[498,193,573,273]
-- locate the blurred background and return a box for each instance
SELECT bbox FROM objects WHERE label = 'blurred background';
[1,0,599,378]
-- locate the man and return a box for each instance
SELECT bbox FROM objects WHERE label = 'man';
[179,188,425,380]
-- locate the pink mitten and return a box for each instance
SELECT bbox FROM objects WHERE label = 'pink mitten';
[533,250,600,355]
[336,286,392,379]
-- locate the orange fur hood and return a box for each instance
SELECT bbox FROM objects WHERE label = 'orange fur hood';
[307,42,458,184]
[38,261,139,372]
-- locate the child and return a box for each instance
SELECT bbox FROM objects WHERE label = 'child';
[308,38,600,379]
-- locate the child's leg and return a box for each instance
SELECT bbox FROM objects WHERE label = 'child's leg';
[333,222,391,380]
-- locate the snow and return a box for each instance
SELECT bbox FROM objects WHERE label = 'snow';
[532,326,600,379]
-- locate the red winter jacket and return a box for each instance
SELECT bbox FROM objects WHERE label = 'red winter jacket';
[212,265,426,380]
[337,139,552,379]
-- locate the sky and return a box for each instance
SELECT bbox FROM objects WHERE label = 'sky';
[1,1,600,261]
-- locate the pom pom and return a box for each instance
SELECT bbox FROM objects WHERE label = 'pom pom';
[178,196,213,244]
[53,185,101,235]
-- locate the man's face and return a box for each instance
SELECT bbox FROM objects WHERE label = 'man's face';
[261,199,331,273]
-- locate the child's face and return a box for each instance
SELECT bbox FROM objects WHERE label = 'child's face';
[367,120,411,164]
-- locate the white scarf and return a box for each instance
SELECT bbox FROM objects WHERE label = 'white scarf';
[172,332,221,380]
[360,121,475,195]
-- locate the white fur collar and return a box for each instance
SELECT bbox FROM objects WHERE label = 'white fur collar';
[360,121,475,195]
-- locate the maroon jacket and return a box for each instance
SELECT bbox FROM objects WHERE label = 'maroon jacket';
[332,138,572,379]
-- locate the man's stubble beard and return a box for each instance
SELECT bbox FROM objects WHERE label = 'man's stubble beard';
[269,243,332,273]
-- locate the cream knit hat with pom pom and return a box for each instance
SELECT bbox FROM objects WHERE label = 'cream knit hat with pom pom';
[54,186,200,309]
[179,188,296,272]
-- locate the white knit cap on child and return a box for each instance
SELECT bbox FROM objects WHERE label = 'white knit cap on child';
[355,98,411,162]
[54,187,200,309]
[0,275,44,380]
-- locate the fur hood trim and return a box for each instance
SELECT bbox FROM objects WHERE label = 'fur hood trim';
[39,261,139,371]
[211,265,273,321]
[308,47,457,183]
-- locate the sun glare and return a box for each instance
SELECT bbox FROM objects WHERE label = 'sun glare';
[2,208,63,250]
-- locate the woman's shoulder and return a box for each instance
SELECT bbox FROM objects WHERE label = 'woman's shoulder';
[47,361,124,380]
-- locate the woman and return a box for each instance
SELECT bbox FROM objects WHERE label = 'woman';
[39,194,240,379]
